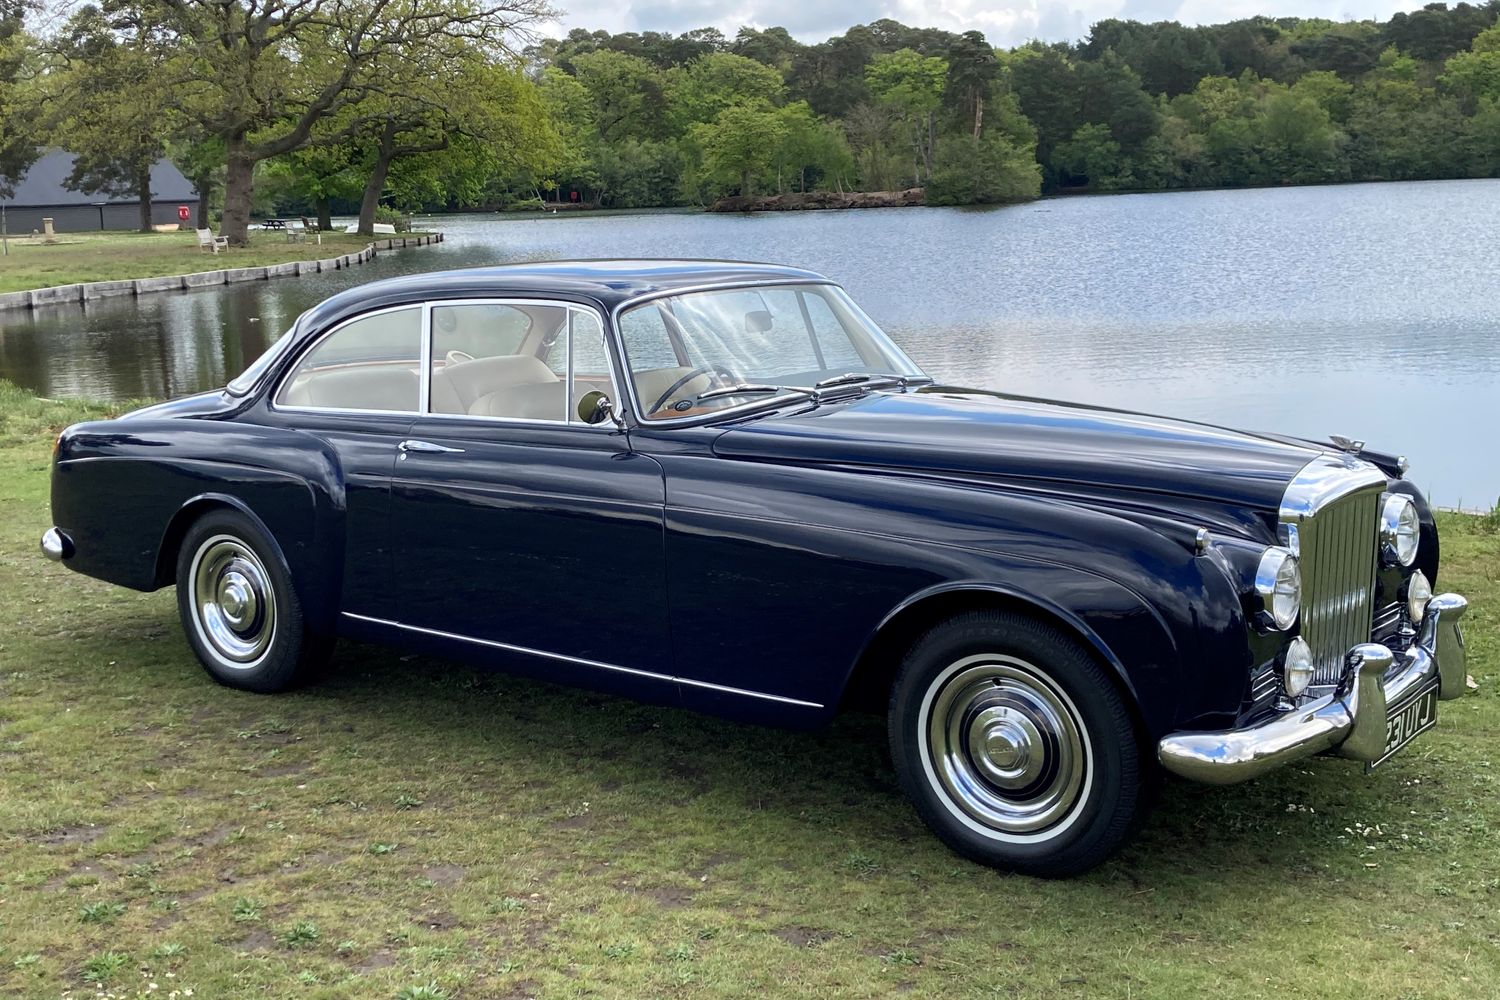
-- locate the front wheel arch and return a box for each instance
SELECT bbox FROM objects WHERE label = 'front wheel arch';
[840,585,1146,726]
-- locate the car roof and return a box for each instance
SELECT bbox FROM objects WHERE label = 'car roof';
[298,258,833,335]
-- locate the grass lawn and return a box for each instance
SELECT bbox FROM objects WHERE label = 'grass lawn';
[0,382,1496,999]
[0,230,407,293]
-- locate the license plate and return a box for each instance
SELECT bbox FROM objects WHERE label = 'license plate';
[1369,680,1439,770]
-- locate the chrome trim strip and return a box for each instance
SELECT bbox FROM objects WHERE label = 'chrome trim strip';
[1157,592,1467,784]
[340,612,825,709]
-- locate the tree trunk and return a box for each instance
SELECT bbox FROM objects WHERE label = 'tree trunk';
[137,165,154,234]
[740,169,752,197]
[973,92,984,140]
[357,150,394,237]
[195,176,213,230]
[315,195,332,232]
[220,137,256,246]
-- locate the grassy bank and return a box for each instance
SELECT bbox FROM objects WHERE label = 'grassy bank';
[0,230,410,293]
[0,382,1496,999]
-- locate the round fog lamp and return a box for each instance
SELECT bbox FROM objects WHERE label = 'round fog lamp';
[1407,569,1432,624]
[1283,636,1315,699]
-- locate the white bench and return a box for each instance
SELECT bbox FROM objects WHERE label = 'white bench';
[196,229,229,254]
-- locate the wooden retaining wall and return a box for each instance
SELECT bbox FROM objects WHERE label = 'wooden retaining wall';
[0,233,444,313]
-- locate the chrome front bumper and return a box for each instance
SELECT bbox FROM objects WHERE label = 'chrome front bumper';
[1159,592,1468,785]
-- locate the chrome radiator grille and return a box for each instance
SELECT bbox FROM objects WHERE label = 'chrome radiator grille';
[1295,489,1382,686]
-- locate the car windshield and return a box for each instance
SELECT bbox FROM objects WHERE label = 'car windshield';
[617,283,926,420]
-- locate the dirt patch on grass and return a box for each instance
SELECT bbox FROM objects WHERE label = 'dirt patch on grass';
[233,929,276,952]
[354,950,397,973]
[416,908,464,931]
[421,862,466,886]
[773,925,833,948]
[40,824,106,846]
[638,885,695,909]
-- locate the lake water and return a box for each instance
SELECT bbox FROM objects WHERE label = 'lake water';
[2,179,1497,507]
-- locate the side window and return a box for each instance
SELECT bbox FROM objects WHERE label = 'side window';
[276,307,421,411]
[548,309,616,422]
[432,303,530,360]
[430,303,564,421]
[801,291,867,371]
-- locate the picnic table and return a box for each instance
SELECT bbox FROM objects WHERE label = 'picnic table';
[260,219,305,242]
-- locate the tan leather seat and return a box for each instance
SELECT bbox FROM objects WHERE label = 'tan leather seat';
[281,366,418,411]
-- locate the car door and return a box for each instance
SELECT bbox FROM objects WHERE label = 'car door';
[387,300,674,701]
[267,303,422,621]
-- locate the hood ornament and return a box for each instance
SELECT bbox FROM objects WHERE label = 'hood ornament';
[1329,434,1365,455]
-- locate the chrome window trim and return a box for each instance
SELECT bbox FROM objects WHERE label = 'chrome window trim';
[341,612,824,709]
[269,302,427,417]
[269,298,620,431]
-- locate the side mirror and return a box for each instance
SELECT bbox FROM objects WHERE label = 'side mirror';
[577,389,619,427]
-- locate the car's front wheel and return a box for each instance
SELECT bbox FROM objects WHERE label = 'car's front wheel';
[175,508,329,693]
[889,610,1146,877]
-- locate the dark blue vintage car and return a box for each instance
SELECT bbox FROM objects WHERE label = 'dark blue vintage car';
[43,260,1469,876]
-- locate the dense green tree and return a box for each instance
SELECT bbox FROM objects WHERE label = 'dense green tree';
[1076,51,1160,156]
[732,26,802,71]
[572,49,668,142]
[691,102,787,195]
[927,129,1041,204]
[1441,22,1500,108]
[47,4,176,233]
[770,102,854,192]
[943,31,998,137]
[137,0,554,245]
[0,0,39,197]
[666,53,785,132]
[1052,122,1131,189]
[867,49,948,181]
[1008,44,1080,182]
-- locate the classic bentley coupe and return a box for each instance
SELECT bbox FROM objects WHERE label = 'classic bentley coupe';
[44,260,1468,876]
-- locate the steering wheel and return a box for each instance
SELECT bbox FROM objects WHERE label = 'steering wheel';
[648,363,736,415]
[445,350,474,366]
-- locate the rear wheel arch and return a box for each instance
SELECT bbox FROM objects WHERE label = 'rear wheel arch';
[153,493,339,632]
[155,495,275,588]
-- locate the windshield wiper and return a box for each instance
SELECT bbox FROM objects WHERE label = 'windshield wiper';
[696,383,815,403]
[814,372,935,390]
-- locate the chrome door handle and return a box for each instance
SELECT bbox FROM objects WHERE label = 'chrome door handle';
[398,439,465,457]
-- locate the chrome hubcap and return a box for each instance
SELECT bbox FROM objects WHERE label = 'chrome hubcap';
[923,655,1090,838]
[190,536,275,667]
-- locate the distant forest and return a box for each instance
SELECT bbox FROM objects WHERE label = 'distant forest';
[511,3,1500,209]
[6,1,1499,234]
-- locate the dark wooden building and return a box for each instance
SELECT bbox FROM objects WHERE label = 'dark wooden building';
[1,151,199,233]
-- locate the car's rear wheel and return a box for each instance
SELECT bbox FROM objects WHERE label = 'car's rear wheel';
[888,610,1145,877]
[175,508,329,692]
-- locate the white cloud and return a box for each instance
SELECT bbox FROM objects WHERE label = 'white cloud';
[545,0,1423,48]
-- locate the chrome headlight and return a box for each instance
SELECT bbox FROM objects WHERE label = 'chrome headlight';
[1254,547,1301,630]
[1407,569,1432,624]
[1380,494,1420,567]
[1283,636,1314,698]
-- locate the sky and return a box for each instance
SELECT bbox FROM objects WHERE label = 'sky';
[545,0,1423,48]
